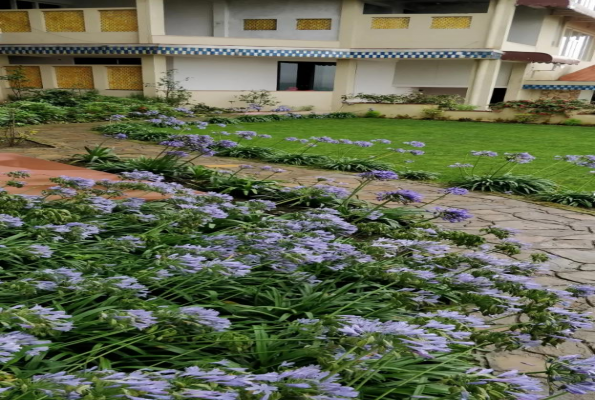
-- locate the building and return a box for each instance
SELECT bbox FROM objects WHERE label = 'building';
[2,0,595,111]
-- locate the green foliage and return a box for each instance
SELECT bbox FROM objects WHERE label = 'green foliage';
[319,157,395,172]
[216,145,280,159]
[563,118,583,126]
[364,109,383,118]
[514,113,540,124]
[203,116,241,125]
[397,170,440,181]
[72,145,120,164]
[453,104,477,111]
[451,174,557,195]
[537,190,595,208]
[29,88,100,106]
[492,99,594,116]
[264,152,330,166]
[422,108,445,120]
[236,89,279,108]
[151,69,191,106]
[0,66,36,100]
[204,112,357,125]
[343,92,464,109]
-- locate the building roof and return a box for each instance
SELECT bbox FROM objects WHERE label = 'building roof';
[559,65,595,81]
[501,51,580,65]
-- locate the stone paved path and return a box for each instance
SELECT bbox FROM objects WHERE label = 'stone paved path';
[7,123,595,394]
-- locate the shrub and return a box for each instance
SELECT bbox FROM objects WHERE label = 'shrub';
[537,191,595,208]
[563,118,583,126]
[28,89,100,106]
[453,104,477,111]
[514,113,540,124]
[216,145,279,159]
[451,174,556,195]
[395,114,411,119]
[492,99,594,116]
[397,170,440,181]
[264,152,331,166]
[72,145,120,164]
[319,157,395,172]
[343,92,463,109]
[204,116,241,125]
[9,101,68,123]
[236,89,279,109]
[364,109,383,118]
[421,108,445,120]
[96,122,157,135]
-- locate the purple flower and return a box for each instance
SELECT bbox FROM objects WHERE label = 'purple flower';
[442,187,469,195]
[0,214,23,228]
[178,306,231,332]
[433,207,473,223]
[26,244,53,258]
[0,331,50,362]
[405,141,425,148]
[285,137,299,142]
[217,140,239,149]
[358,170,399,181]
[377,189,424,204]
[166,151,189,158]
[159,140,185,148]
[409,150,425,156]
[505,152,536,164]
[353,141,374,148]
[120,171,164,182]
[471,150,498,157]
[114,309,157,330]
[449,163,473,168]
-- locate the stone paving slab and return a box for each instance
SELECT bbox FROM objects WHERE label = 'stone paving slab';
[5,122,595,397]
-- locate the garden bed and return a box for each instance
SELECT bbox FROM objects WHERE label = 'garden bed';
[1,161,595,399]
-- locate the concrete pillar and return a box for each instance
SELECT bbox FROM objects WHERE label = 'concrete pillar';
[212,0,229,37]
[92,65,109,92]
[465,59,502,109]
[485,0,517,49]
[83,9,101,35]
[579,90,594,102]
[331,59,357,111]
[142,55,167,98]
[0,56,10,102]
[39,65,57,89]
[28,10,45,33]
[136,0,165,43]
[504,63,531,101]
[338,0,362,48]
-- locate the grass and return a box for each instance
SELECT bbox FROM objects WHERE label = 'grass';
[169,119,595,190]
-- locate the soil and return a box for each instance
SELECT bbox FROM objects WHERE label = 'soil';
[0,139,54,149]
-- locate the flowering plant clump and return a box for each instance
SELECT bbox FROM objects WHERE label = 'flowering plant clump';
[0,169,593,399]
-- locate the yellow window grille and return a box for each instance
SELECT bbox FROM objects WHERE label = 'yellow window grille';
[244,19,277,30]
[430,16,472,29]
[44,11,85,32]
[5,66,43,89]
[0,11,31,33]
[371,17,410,29]
[100,10,138,32]
[55,66,94,89]
[297,19,332,30]
[107,66,143,90]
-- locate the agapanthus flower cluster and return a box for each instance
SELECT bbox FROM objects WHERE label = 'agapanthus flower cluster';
[376,189,424,204]
[471,150,499,157]
[358,170,399,181]
[505,152,536,164]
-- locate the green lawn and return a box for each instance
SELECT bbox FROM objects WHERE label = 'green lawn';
[194,119,595,190]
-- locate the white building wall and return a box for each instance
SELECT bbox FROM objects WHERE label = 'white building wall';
[164,0,214,37]
[173,57,278,91]
[353,61,410,95]
[507,6,547,46]
[227,0,341,41]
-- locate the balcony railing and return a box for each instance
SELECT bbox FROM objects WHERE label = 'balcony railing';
[0,8,138,39]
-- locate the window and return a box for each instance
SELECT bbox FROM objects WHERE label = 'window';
[560,29,594,61]
[244,19,277,30]
[363,0,489,14]
[296,18,332,30]
[74,58,142,65]
[277,62,336,91]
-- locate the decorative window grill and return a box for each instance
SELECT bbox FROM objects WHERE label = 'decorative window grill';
[55,66,94,89]
[107,66,143,90]
[371,17,410,29]
[244,19,277,30]
[100,10,138,32]
[44,11,85,32]
[430,16,472,29]
[5,66,42,89]
[0,11,31,32]
[297,19,332,30]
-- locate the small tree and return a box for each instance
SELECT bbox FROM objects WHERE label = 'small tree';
[236,90,279,111]
[0,108,38,147]
[0,66,33,100]
[149,69,191,106]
